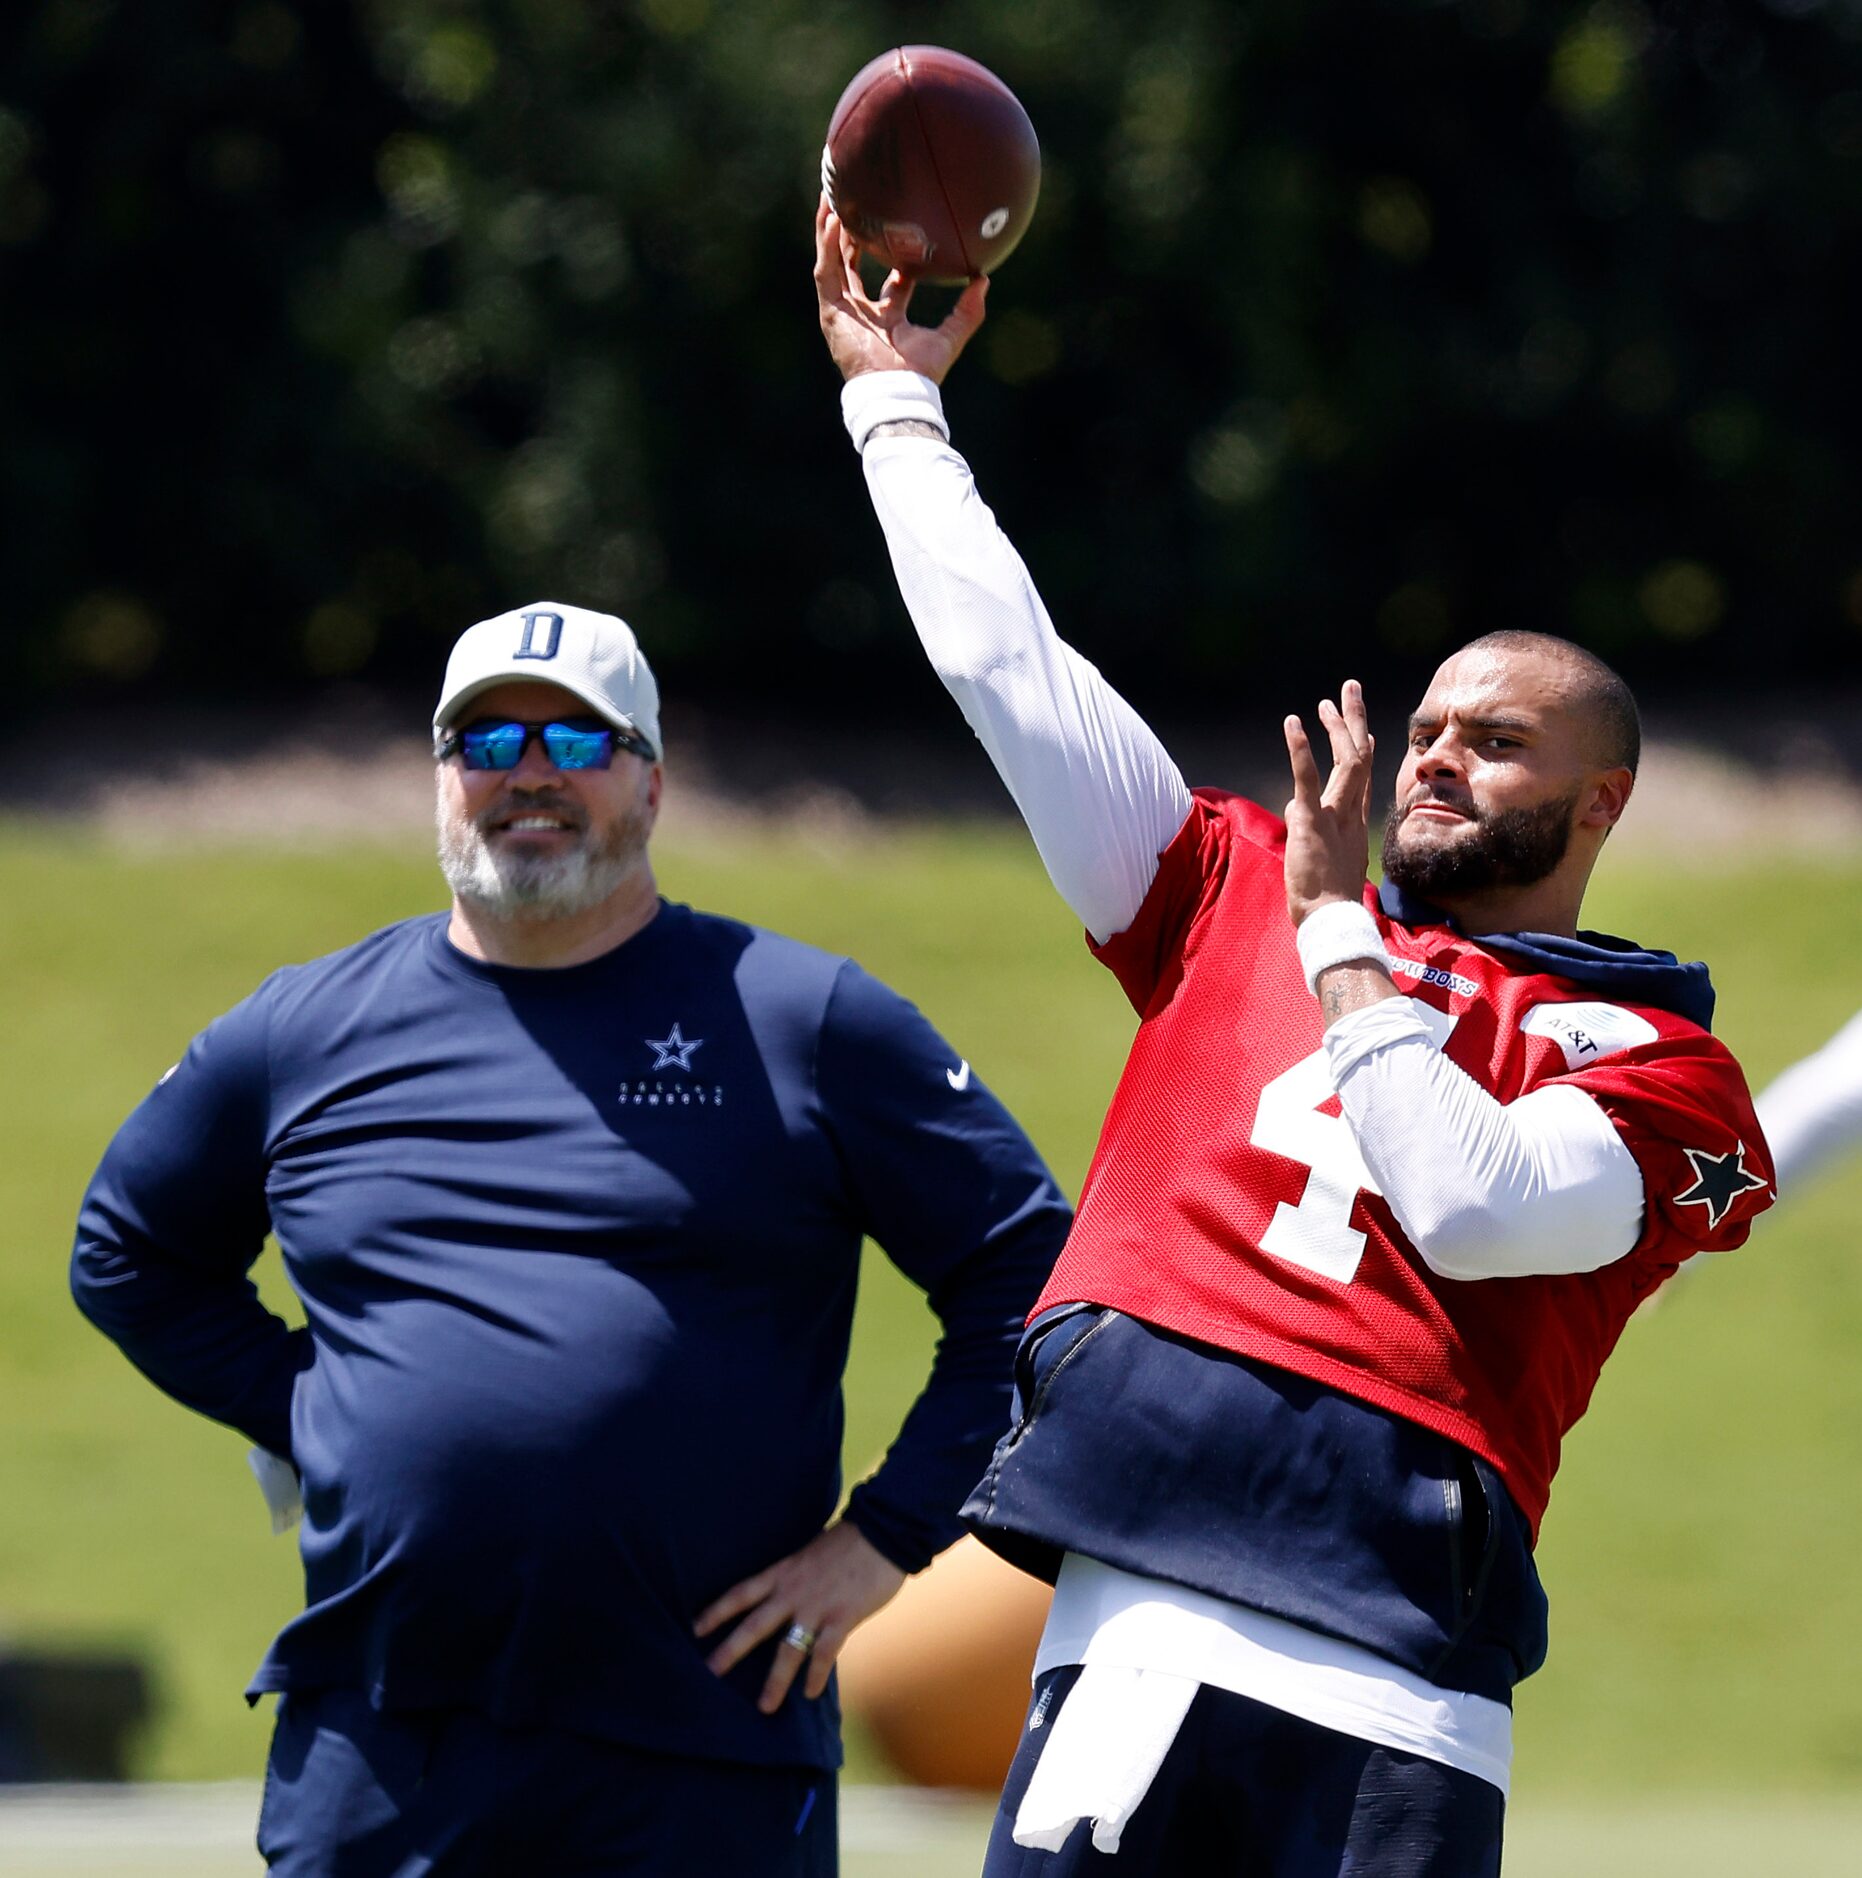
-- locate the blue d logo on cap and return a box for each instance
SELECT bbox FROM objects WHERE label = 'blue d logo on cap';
[514,610,563,660]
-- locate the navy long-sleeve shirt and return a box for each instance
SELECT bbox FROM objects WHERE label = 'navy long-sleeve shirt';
[73,902,1070,1769]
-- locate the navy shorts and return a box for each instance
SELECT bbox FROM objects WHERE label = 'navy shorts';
[258,1688,836,1877]
[981,1665,1503,1878]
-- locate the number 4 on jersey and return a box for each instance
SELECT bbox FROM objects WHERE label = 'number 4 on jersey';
[1248,1004,1458,1283]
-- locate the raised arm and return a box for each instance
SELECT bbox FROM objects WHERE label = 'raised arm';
[816,202,1191,942]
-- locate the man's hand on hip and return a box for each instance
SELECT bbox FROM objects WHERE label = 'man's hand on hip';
[695,1517,907,1714]
[815,195,987,385]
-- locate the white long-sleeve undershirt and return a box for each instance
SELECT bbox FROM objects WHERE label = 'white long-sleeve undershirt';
[848,373,1191,946]
[1324,1000,1645,1278]
[845,370,1643,1280]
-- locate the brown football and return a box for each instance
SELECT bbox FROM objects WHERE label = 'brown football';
[823,46,1040,286]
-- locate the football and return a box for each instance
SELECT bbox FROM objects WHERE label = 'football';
[822,45,1040,286]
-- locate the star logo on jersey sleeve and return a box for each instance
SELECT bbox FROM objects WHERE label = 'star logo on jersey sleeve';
[645,1022,704,1072]
[1673,1142,1769,1229]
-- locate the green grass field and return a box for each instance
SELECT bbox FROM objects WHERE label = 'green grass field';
[5,1785,1862,1876]
[2,814,1859,1860]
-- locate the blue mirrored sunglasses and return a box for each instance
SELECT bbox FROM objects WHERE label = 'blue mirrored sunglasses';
[433,716,656,772]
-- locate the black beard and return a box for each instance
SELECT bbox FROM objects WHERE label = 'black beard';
[1381,787,1581,900]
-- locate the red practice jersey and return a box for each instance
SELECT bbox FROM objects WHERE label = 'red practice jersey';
[1035,791,1774,1537]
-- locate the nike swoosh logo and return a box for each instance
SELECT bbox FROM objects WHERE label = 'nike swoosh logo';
[946,1061,972,1091]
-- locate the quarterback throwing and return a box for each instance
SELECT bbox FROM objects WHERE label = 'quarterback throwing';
[814,200,1774,1877]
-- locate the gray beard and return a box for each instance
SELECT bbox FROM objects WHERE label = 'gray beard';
[436,786,645,921]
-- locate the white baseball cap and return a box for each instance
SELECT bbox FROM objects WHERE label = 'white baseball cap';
[434,601,662,759]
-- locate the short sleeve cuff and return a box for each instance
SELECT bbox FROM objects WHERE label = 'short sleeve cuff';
[840,371,949,452]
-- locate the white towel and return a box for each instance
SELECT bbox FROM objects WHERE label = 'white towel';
[1012,1664,1199,1854]
[247,1447,303,1535]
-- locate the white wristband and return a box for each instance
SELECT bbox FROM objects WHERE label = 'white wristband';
[841,370,949,452]
[1295,900,1392,994]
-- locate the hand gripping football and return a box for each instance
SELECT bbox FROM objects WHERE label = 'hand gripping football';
[822,45,1041,286]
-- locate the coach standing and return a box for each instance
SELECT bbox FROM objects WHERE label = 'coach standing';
[72,602,1070,1875]
[815,205,1774,1875]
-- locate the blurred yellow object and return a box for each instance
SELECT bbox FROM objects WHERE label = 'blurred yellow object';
[838,1535,1051,1791]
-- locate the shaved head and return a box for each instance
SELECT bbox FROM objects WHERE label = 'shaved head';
[1381,629,1642,933]
[1454,631,1640,777]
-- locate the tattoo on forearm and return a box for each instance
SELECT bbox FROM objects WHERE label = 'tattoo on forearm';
[1321,979,1350,1025]
[865,419,946,441]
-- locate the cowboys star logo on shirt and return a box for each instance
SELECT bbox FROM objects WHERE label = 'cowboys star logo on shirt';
[626,1023,721,1112]
[645,1023,703,1072]
[1673,1142,1769,1229]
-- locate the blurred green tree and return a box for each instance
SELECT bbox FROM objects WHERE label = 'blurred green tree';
[5,0,1861,718]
